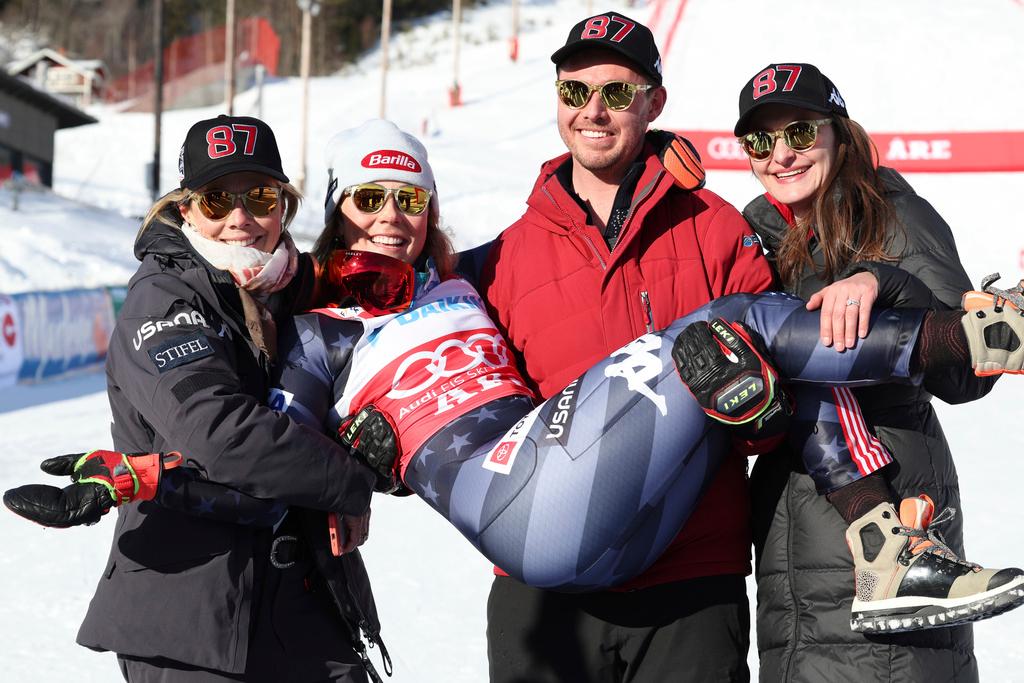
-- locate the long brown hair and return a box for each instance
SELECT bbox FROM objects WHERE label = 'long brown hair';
[311,200,457,279]
[772,117,900,288]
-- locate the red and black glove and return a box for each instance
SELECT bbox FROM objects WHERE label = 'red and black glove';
[3,450,181,528]
[338,405,407,496]
[672,318,792,442]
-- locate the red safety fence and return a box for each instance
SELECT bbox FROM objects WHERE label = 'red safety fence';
[677,130,1024,173]
[107,16,280,103]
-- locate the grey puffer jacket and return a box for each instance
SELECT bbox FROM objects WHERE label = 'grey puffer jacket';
[743,168,996,682]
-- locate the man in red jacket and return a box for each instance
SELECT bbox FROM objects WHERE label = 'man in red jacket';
[477,11,773,683]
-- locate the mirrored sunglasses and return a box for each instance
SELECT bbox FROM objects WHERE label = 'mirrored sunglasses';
[191,186,280,220]
[739,118,832,161]
[555,79,653,112]
[323,249,415,316]
[344,183,432,216]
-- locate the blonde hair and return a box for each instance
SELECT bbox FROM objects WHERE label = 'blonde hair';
[139,182,303,240]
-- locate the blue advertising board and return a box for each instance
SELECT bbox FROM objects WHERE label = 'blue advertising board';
[13,288,115,383]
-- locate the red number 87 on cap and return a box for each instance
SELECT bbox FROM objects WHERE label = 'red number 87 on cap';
[752,64,803,100]
[206,124,259,159]
[581,14,636,42]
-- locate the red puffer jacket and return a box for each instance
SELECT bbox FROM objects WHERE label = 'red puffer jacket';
[479,141,774,589]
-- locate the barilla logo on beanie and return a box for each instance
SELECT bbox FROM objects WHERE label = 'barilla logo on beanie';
[734,63,849,136]
[362,150,423,173]
[551,12,662,85]
[178,115,288,189]
[324,119,437,226]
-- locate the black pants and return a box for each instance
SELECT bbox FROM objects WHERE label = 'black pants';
[119,543,367,683]
[487,574,749,683]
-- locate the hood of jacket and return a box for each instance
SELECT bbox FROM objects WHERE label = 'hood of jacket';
[135,212,192,261]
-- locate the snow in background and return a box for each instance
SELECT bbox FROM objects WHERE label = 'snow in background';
[1,0,1023,680]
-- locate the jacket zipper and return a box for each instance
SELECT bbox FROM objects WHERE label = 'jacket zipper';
[580,231,607,270]
[639,290,654,333]
[542,185,607,270]
[782,480,800,681]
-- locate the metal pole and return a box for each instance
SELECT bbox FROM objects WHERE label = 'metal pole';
[152,0,164,202]
[297,5,312,193]
[128,32,136,100]
[254,63,265,119]
[225,0,236,115]
[379,0,391,118]
[451,0,461,104]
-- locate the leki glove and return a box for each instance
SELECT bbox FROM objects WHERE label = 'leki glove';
[338,405,406,495]
[672,318,792,441]
[3,450,181,528]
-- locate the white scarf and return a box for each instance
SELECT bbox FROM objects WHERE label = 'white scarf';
[182,225,298,295]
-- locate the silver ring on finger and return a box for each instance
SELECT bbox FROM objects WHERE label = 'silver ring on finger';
[846,298,860,306]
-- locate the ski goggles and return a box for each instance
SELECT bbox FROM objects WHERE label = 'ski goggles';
[343,183,432,216]
[555,79,653,111]
[189,186,280,220]
[739,118,832,161]
[323,249,415,316]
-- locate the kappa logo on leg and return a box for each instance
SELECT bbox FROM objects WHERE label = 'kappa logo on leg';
[604,334,668,415]
[147,332,215,373]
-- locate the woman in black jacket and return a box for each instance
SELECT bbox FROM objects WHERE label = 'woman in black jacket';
[6,115,383,683]
[733,63,1002,682]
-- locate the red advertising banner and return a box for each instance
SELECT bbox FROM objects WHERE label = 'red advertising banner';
[108,16,280,103]
[676,130,1024,173]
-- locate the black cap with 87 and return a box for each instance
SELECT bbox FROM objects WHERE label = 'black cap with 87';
[178,115,289,190]
[734,63,849,136]
[550,12,662,85]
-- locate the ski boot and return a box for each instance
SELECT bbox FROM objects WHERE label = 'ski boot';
[960,273,1024,376]
[847,494,1024,632]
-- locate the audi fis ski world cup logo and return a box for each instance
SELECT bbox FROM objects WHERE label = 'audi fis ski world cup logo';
[387,330,524,420]
[362,150,422,173]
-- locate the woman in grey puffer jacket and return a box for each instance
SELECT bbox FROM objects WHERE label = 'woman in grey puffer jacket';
[734,63,1000,682]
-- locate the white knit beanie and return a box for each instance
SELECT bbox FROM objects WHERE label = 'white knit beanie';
[323,119,436,226]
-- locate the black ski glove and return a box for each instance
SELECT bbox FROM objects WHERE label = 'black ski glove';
[3,450,181,528]
[338,405,408,496]
[672,318,792,441]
